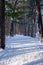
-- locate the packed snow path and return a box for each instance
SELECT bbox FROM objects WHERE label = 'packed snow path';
[0,35,43,65]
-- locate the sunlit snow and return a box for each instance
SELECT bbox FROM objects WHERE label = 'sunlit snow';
[0,35,43,65]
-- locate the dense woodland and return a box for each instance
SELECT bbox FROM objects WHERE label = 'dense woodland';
[0,0,43,49]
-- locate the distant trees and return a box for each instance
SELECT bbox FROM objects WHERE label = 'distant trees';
[0,0,5,49]
[5,0,36,36]
[5,0,43,37]
[5,0,24,36]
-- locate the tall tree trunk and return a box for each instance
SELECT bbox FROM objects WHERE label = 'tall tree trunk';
[0,0,5,49]
[10,21,14,36]
[36,0,43,37]
[10,0,18,36]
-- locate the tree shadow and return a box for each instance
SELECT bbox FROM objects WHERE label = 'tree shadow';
[23,58,43,65]
[0,43,43,60]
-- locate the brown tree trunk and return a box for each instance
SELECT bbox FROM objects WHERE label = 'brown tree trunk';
[0,0,5,49]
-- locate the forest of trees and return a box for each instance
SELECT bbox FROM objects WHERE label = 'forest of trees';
[5,0,36,36]
[0,0,43,49]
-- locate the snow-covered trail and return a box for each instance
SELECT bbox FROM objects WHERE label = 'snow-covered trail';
[0,35,43,65]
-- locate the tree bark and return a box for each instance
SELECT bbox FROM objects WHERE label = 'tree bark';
[0,0,5,49]
[10,21,14,36]
[36,0,43,37]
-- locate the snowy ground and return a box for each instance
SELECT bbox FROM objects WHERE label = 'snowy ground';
[0,35,43,65]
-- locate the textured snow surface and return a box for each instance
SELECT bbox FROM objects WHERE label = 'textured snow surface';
[0,35,43,65]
